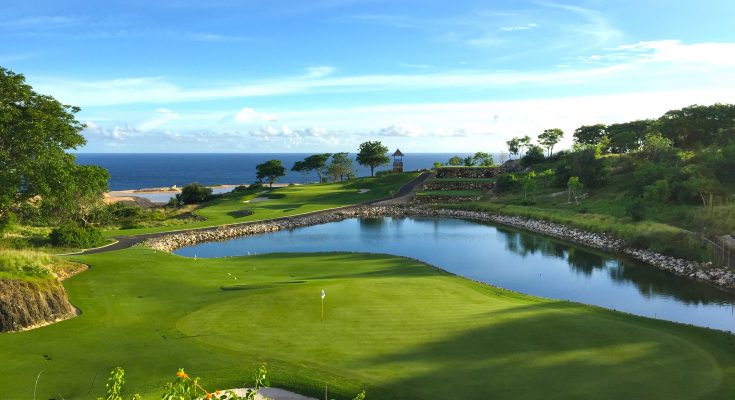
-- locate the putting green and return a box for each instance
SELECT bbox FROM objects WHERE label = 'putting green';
[0,248,733,399]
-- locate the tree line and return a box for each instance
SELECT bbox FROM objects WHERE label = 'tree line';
[255,141,392,186]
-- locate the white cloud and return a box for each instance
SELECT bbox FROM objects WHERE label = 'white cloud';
[232,107,277,124]
[500,23,538,32]
[376,124,424,137]
[137,108,180,131]
[33,40,735,107]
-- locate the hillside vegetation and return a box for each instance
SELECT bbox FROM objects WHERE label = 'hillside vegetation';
[446,104,735,263]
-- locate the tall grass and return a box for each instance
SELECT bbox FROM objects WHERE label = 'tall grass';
[0,249,57,279]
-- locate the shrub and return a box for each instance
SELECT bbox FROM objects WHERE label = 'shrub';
[495,173,520,192]
[521,145,545,167]
[0,212,17,233]
[177,183,213,205]
[375,170,395,177]
[50,223,105,248]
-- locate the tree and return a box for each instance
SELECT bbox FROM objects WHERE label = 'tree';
[176,183,213,204]
[573,124,607,146]
[538,128,564,157]
[522,171,537,200]
[521,145,545,167]
[291,160,309,183]
[303,153,331,182]
[606,120,651,153]
[567,176,584,206]
[472,152,494,166]
[356,141,389,176]
[51,165,110,227]
[327,152,354,181]
[447,156,463,166]
[657,103,735,148]
[506,138,521,160]
[463,156,474,166]
[0,67,104,224]
[255,159,285,187]
[519,135,532,156]
[432,162,442,169]
[641,132,674,162]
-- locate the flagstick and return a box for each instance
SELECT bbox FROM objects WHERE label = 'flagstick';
[321,297,324,322]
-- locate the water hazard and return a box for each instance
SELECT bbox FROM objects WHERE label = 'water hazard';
[174,217,735,332]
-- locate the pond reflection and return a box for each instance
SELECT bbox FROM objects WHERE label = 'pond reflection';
[175,217,735,331]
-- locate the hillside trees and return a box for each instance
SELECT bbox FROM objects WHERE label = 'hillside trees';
[538,128,564,156]
[0,67,108,227]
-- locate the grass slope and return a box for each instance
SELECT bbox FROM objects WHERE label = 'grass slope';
[1,248,733,399]
[107,173,417,236]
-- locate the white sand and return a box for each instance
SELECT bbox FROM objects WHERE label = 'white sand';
[357,188,371,193]
[244,196,270,203]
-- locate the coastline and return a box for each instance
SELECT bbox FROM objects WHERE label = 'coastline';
[142,205,735,292]
[105,183,298,205]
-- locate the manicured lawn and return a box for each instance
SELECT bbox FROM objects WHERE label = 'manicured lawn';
[106,173,418,236]
[1,248,734,399]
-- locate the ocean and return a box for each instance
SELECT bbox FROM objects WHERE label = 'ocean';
[75,153,475,191]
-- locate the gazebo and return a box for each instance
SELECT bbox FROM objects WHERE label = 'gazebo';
[392,149,404,173]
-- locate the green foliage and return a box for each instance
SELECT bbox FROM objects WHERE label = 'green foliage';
[256,160,286,187]
[657,103,735,148]
[327,152,355,182]
[472,152,494,166]
[447,156,463,166]
[506,137,521,159]
[606,120,651,153]
[49,222,105,248]
[0,212,17,233]
[573,124,607,146]
[98,366,127,400]
[303,153,332,182]
[0,249,55,279]
[432,162,442,169]
[495,173,520,192]
[463,156,474,166]
[567,176,584,206]
[520,145,545,167]
[356,141,389,176]
[538,128,564,156]
[522,171,537,200]
[0,67,109,225]
[177,183,214,204]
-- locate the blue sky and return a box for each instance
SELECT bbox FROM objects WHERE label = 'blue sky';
[3,0,735,153]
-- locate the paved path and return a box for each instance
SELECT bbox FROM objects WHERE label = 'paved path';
[73,172,433,255]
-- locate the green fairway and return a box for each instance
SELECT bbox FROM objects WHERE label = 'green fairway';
[106,173,417,236]
[1,249,734,399]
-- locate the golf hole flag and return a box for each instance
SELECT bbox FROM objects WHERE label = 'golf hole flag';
[321,289,326,300]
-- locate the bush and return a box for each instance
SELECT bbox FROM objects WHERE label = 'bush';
[375,170,395,177]
[521,145,545,167]
[176,183,213,205]
[49,223,105,248]
[495,173,520,192]
[0,212,17,233]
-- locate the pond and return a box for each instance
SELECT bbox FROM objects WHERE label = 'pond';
[174,217,735,332]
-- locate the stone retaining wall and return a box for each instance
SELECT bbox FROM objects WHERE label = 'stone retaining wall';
[143,206,735,291]
[412,195,482,204]
[423,181,495,191]
[435,167,503,179]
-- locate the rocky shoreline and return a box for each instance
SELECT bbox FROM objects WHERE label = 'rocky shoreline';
[143,205,735,291]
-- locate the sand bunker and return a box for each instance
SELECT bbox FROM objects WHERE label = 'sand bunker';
[244,197,270,203]
[358,189,371,193]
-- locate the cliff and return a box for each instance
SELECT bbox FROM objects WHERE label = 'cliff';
[0,277,77,332]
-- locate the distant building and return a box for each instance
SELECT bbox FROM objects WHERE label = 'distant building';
[392,149,404,173]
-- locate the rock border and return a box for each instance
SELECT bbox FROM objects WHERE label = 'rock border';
[143,205,735,291]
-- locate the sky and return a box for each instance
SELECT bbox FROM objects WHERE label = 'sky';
[2,0,735,153]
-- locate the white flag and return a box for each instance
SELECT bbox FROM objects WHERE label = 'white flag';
[321,289,326,300]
